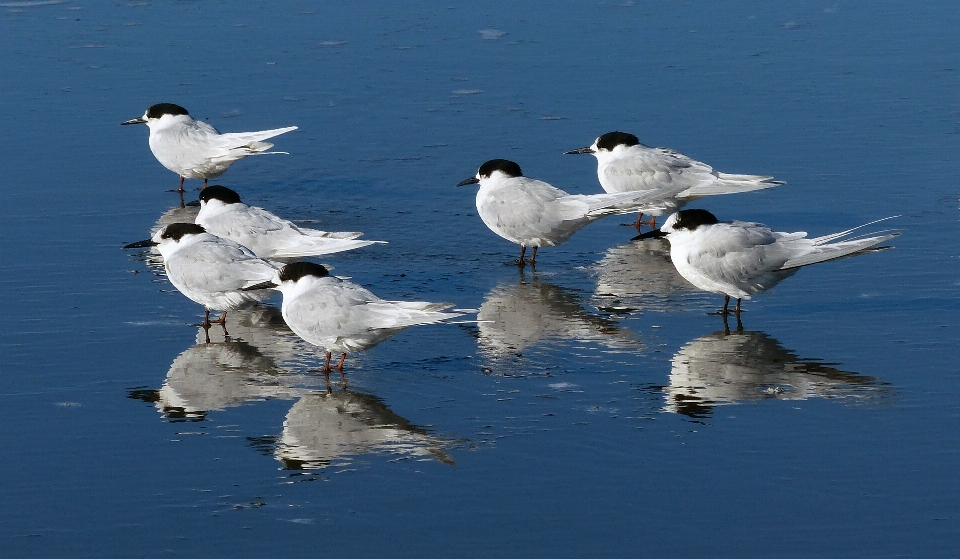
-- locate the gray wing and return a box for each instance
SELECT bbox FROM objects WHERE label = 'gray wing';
[215,126,298,154]
[284,279,458,352]
[601,146,706,193]
[603,146,780,198]
[477,177,578,243]
[167,237,278,294]
[685,223,803,295]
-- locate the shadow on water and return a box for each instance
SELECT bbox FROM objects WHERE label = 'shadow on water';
[590,238,708,313]
[127,307,461,466]
[250,387,458,471]
[476,269,642,368]
[126,306,316,421]
[662,318,894,419]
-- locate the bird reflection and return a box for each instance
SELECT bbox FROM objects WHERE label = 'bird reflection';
[271,388,456,469]
[665,322,891,417]
[591,238,702,313]
[477,271,640,357]
[128,306,320,421]
[126,204,201,270]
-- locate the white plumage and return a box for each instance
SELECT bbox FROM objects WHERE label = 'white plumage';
[122,103,297,190]
[246,262,465,377]
[566,131,782,228]
[196,185,385,260]
[458,158,687,264]
[658,209,899,314]
[146,223,279,325]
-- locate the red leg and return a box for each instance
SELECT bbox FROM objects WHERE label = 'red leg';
[202,178,208,190]
[513,245,527,266]
[178,176,185,193]
[208,311,227,325]
[321,351,333,383]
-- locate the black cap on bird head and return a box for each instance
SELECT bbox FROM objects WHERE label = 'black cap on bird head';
[279,262,330,282]
[478,159,523,179]
[146,103,189,119]
[199,185,242,205]
[457,159,523,186]
[671,209,719,231]
[160,222,206,241]
[596,131,640,151]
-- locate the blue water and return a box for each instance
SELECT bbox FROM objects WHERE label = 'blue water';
[2,1,959,557]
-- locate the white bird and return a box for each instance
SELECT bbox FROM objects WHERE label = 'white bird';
[121,103,297,192]
[565,131,782,230]
[243,262,465,379]
[457,159,688,265]
[126,223,279,327]
[648,209,899,315]
[196,185,386,260]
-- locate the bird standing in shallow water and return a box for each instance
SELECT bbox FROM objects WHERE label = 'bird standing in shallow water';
[125,223,278,330]
[565,131,782,230]
[122,103,297,195]
[244,262,466,382]
[457,158,687,266]
[646,209,899,316]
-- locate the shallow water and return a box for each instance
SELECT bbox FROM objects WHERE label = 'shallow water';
[2,1,960,557]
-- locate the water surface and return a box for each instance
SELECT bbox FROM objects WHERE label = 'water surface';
[2,1,959,557]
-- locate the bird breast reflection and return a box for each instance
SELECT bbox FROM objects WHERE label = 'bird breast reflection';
[275,389,455,470]
[665,327,891,417]
[591,239,703,312]
[139,306,323,420]
[477,273,640,356]
[133,204,202,270]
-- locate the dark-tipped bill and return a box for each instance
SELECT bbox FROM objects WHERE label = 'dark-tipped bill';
[456,176,480,187]
[121,117,147,125]
[564,146,594,155]
[241,281,278,292]
[123,239,159,249]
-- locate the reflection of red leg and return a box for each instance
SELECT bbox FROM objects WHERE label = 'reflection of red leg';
[334,353,347,383]
[633,213,657,230]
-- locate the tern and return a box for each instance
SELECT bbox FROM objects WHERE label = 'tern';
[639,209,899,315]
[457,158,687,266]
[244,262,465,380]
[196,185,385,260]
[121,103,297,192]
[565,131,782,230]
[125,223,278,328]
